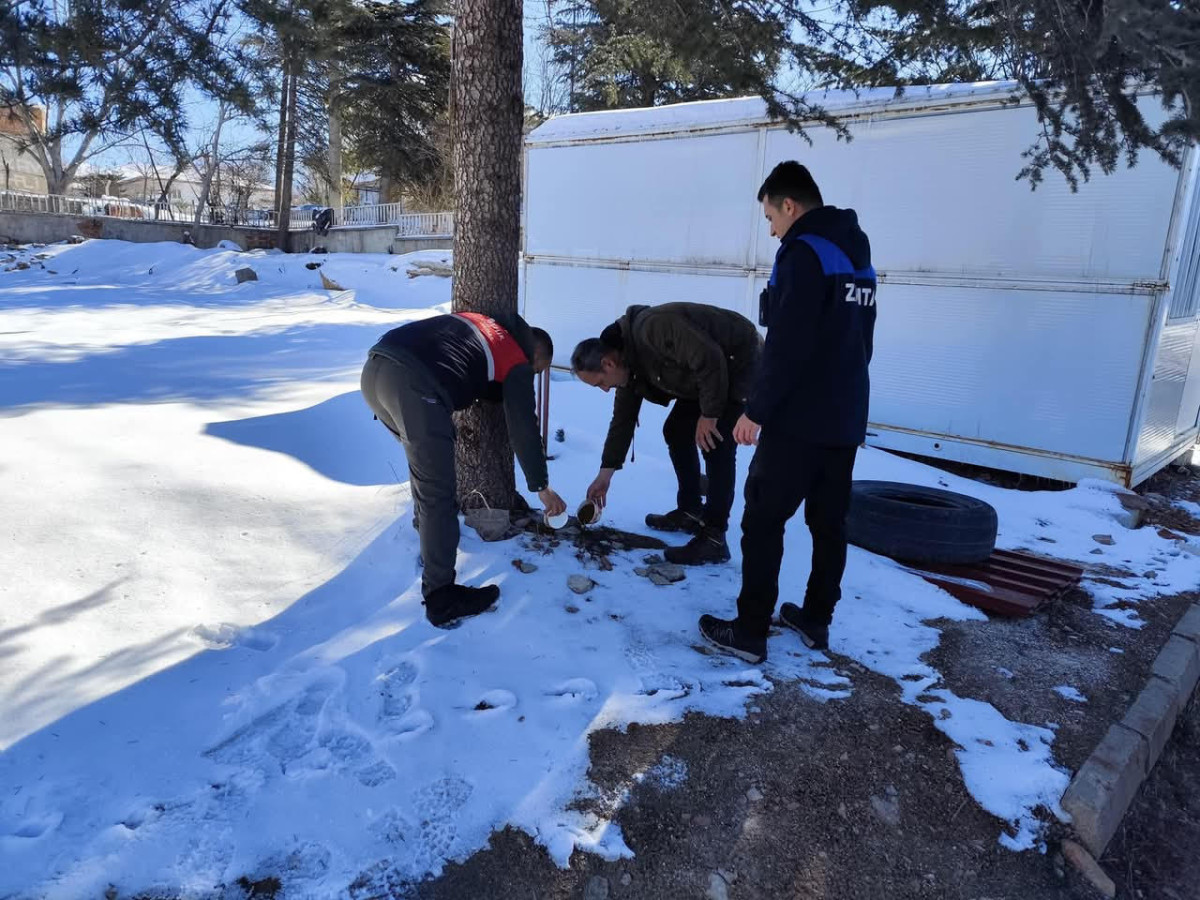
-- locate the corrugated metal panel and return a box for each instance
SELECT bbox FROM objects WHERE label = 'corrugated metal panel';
[760,105,1177,282]
[867,427,1131,485]
[528,98,1177,284]
[905,549,1083,617]
[871,282,1150,461]
[1169,157,1200,434]
[1168,159,1200,320]
[1136,321,1197,463]
[524,131,761,266]
[523,91,1187,481]
[1177,321,1200,435]
[523,262,754,367]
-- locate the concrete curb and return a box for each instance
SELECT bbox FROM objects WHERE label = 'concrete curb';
[1061,602,1200,857]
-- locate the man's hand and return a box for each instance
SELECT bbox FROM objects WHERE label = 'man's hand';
[695,416,723,453]
[538,487,567,518]
[733,414,761,446]
[586,468,615,508]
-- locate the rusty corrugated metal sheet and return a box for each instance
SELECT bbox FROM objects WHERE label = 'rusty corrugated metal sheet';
[905,549,1084,617]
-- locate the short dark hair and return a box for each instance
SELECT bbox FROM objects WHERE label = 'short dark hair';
[757,161,823,209]
[570,337,610,373]
[530,326,553,361]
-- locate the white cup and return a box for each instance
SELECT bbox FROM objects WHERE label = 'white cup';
[544,510,569,529]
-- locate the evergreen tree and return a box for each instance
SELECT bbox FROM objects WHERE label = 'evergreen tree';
[240,0,450,220]
[541,0,1198,187]
[827,0,1199,187]
[546,0,782,112]
[339,0,451,202]
[0,0,253,196]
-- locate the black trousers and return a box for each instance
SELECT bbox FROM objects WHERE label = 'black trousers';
[662,399,742,533]
[736,434,858,637]
[360,353,458,598]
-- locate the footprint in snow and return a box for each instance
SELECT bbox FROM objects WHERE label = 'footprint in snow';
[544,678,599,702]
[6,812,63,840]
[319,731,397,787]
[377,661,418,722]
[119,807,153,831]
[413,776,473,862]
[470,689,517,713]
[191,622,278,652]
[207,673,391,788]
[384,708,434,740]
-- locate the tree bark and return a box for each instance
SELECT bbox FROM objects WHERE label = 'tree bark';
[450,0,524,510]
[274,64,291,224]
[328,88,343,209]
[276,65,299,249]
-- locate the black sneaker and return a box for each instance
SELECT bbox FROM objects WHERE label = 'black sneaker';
[424,583,500,629]
[644,508,703,534]
[779,602,829,650]
[698,614,767,664]
[664,527,730,566]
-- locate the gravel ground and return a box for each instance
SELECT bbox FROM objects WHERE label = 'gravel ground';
[404,463,1200,900]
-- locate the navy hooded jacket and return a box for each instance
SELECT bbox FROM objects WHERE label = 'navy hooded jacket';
[746,206,877,446]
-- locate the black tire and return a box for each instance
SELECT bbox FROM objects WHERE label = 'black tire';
[846,480,997,565]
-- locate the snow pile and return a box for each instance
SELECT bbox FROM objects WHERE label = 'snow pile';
[1053,686,1088,703]
[1,239,1198,897]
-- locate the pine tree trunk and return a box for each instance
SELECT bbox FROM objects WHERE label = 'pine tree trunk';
[328,89,343,210]
[277,66,299,250]
[450,0,524,511]
[274,67,290,212]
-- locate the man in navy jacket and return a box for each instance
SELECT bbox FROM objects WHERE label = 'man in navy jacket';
[699,161,877,663]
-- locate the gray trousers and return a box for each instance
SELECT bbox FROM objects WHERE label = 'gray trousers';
[360,352,458,597]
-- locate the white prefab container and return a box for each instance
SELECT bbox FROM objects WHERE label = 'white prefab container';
[521,84,1200,486]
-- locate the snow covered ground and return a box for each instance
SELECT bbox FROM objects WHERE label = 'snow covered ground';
[2,239,1199,898]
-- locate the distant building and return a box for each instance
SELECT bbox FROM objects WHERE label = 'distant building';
[346,174,383,206]
[113,167,274,211]
[0,105,49,194]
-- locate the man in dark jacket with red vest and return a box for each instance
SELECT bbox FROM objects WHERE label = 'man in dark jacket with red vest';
[361,312,567,628]
[700,161,877,663]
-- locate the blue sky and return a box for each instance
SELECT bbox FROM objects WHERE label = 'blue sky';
[91,1,557,177]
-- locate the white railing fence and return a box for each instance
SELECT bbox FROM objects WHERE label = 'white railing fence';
[0,189,453,236]
[395,211,455,237]
[328,204,453,236]
[334,201,404,227]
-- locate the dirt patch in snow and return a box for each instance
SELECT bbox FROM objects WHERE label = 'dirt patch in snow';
[926,586,1197,774]
[413,669,1097,900]
[411,594,1196,899]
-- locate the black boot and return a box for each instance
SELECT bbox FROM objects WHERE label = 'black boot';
[645,508,703,534]
[779,602,830,650]
[664,526,730,566]
[424,583,499,629]
[698,615,767,664]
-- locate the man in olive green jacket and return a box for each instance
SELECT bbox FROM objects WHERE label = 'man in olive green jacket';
[572,302,762,565]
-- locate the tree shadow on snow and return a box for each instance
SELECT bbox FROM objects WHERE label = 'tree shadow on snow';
[0,282,287,312]
[0,513,427,809]
[205,391,407,487]
[0,322,388,414]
